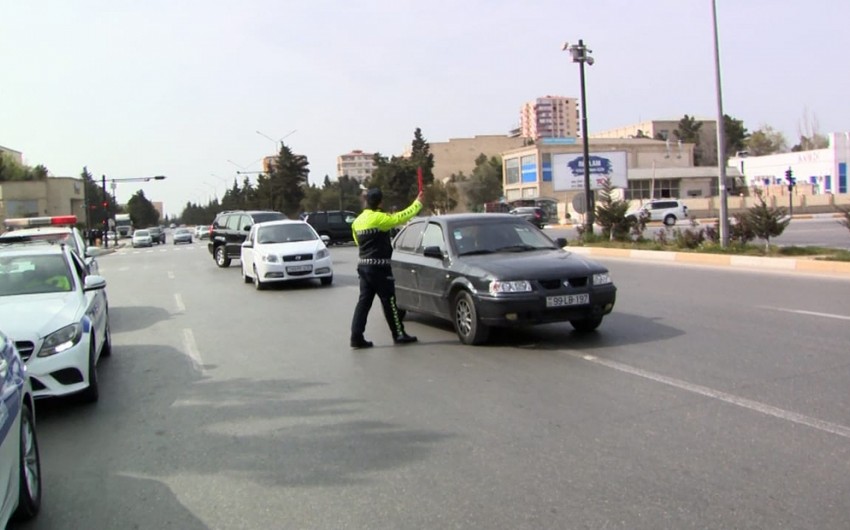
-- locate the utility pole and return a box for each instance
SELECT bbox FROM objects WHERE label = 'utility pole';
[101,175,109,248]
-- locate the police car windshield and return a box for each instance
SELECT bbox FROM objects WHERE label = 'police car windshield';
[0,254,73,296]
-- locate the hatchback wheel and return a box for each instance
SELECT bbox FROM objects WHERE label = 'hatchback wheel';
[320,275,333,286]
[12,402,41,521]
[215,246,231,268]
[664,214,677,227]
[453,291,489,345]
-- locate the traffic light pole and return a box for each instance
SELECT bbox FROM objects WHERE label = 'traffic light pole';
[786,167,794,217]
[101,175,109,248]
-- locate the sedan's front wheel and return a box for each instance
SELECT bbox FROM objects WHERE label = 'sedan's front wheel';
[570,315,603,332]
[13,402,41,522]
[453,291,490,345]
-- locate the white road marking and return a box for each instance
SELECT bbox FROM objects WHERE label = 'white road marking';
[570,352,850,440]
[759,306,850,321]
[174,293,185,312]
[182,328,205,373]
[167,271,175,280]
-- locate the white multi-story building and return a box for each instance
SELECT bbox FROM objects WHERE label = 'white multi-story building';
[337,150,376,182]
[729,132,850,195]
[520,96,579,139]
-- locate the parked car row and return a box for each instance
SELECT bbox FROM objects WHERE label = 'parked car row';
[0,215,116,526]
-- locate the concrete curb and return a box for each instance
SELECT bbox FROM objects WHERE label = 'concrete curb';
[566,246,850,277]
[546,212,845,229]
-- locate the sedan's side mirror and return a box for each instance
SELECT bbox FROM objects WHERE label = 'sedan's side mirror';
[243,225,251,231]
[242,241,253,248]
[555,237,568,248]
[422,246,445,259]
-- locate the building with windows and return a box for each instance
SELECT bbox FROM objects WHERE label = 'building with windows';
[729,132,850,196]
[592,118,719,166]
[336,150,376,182]
[0,177,86,227]
[0,145,24,165]
[520,96,579,140]
[500,137,746,222]
[428,135,527,183]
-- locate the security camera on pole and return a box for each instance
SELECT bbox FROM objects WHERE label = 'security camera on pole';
[562,39,595,235]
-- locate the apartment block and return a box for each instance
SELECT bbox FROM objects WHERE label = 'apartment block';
[520,96,579,139]
[337,150,376,182]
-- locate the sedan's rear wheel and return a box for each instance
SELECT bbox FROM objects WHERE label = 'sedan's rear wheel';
[664,214,677,227]
[570,315,603,332]
[215,246,231,268]
[13,402,41,521]
[453,291,490,345]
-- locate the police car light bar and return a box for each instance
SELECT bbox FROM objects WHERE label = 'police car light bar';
[3,215,78,229]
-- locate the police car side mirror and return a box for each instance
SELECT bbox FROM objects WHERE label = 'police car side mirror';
[84,275,107,291]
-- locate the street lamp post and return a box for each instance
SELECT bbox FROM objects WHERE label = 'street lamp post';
[711,0,730,247]
[563,40,595,235]
[256,129,297,151]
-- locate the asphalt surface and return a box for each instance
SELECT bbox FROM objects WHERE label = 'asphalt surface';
[14,242,850,529]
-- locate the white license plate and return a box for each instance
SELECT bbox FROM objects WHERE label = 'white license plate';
[546,293,590,307]
[286,265,312,273]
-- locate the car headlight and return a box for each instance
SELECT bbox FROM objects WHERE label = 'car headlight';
[593,272,612,285]
[38,323,83,357]
[489,280,532,295]
[262,254,279,263]
[316,249,329,259]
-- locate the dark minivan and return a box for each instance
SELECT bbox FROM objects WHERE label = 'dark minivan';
[303,210,357,244]
[208,210,286,267]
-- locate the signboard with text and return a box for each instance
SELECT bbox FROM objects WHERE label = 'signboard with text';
[552,151,628,191]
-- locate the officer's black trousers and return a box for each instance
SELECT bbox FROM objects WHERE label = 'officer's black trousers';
[350,265,405,339]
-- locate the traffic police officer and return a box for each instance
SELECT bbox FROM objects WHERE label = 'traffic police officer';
[350,187,424,349]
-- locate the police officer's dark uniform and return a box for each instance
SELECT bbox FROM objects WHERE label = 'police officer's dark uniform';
[350,188,422,349]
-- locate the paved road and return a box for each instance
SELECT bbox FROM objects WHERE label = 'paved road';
[15,243,850,529]
[547,217,850,249]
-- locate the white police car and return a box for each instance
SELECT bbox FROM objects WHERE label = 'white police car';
[1,215,101,274]
[0,330,41,525]
[0,242,110,402]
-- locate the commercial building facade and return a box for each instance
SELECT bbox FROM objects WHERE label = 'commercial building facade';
[429,135,527,183]
[592,118,719,166]
[0,177,86,227]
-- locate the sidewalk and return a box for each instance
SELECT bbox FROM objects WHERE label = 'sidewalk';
[548,212,845,229]
[567,245,850,278]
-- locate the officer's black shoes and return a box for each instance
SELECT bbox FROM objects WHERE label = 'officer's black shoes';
[350,337,374,349]
[393,333,418,345]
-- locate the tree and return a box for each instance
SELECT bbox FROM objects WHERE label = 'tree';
[792,108,829,151]
[723,114,749,160]
[127,190,160,228]
[633,129,650,139]
[594,178,634,241]
[368,128,435,210]
[465,154,503,212]
[673,115,704,165]
[428,179,459,214]
[0,153,50,181]
[746,189,790,252]
[745,125,788,156]
[256,143,310,217]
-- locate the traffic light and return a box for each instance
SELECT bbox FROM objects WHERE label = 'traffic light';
[785,168,795,191]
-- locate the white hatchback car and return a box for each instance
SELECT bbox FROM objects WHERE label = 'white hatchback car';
[626,199,689,227]
[240,220,333,290]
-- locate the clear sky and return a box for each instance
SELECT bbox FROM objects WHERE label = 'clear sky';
[2,0,848,217]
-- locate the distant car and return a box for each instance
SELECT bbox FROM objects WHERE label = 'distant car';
[172,228,193,245]
[0,330,42,526]
[509,207,549,229]
[169,223,176,229]
[1,215,100,274]
[391,214,616,344]
[105,231,117,243]
[626,199,688,227]
[132,230,153,248]
[302,210,357,244]
[208,210,287,268]
[147,226,166,245]
[240,220,333,289]
[194,225,210,240]
[0,243,111,402]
